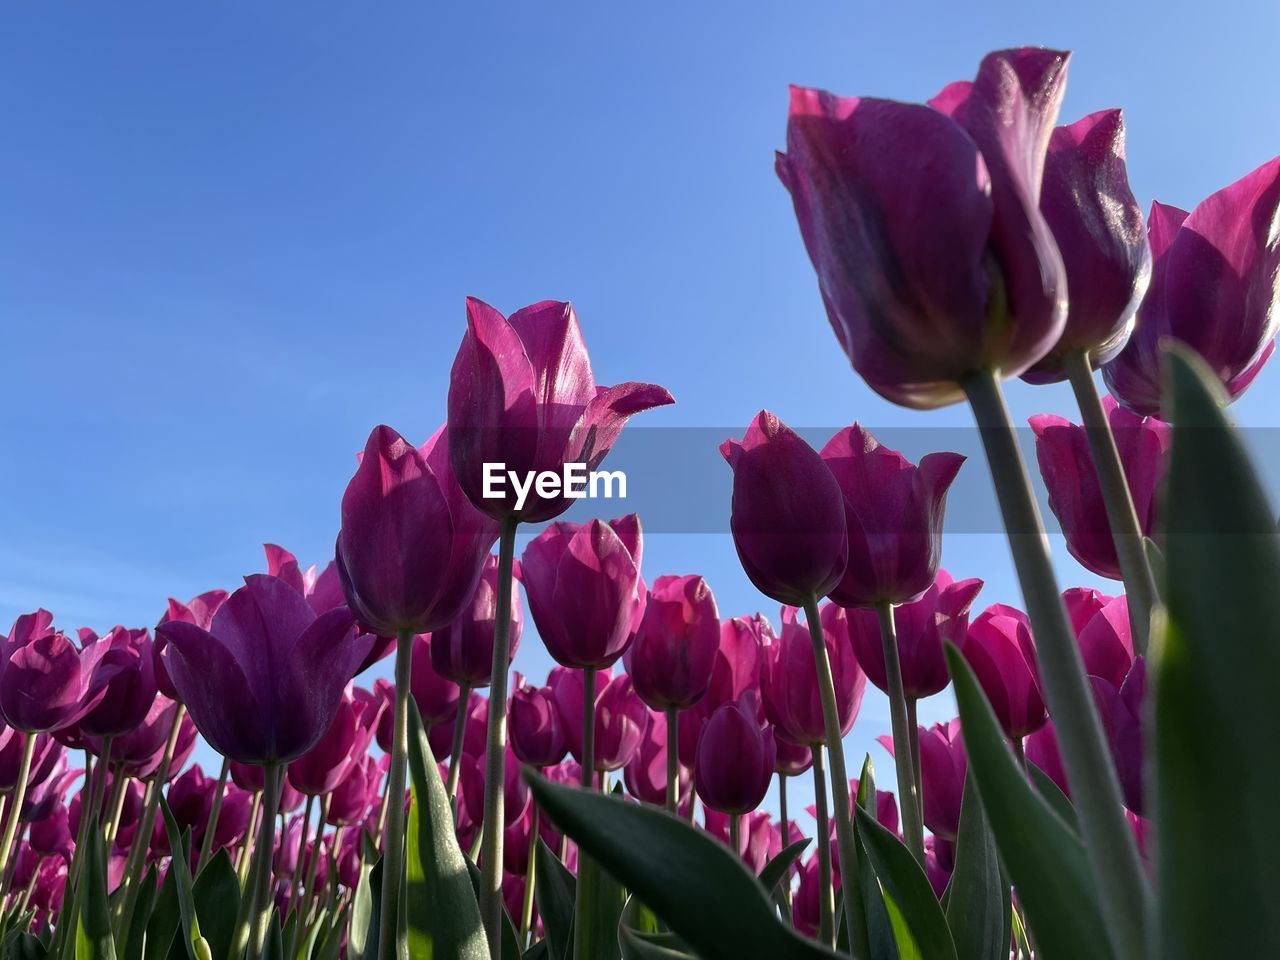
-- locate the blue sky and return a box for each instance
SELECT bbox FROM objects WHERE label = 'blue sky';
[3,2,1278,818]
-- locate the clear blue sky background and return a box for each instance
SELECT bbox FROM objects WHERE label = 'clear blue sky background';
[3,2,1278,820]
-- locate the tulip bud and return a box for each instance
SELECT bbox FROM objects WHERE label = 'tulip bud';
[409,635,462,725]
[761,605,865,747]
[549,668,646,773]
[882,719,967,841]
[677,615,766,767]
[509,678,567,769]
[957,605,1047,739]
[627,575,720,710]
[430,554,522,688]
[623,711,691,811]
[694,693,776,816]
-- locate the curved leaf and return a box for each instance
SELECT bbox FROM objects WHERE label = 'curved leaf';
[157,803,198,960]
[619,898,693,960]
[946,645,1112,959]
[346,837,380,960]
[943,777,1008,960]
[575,849,623,960]
[75,829,117,960]
[121,865,158,960]
[533,840,574,960]
[1026,764,1075,831]
[759,840,810,899]
[190,851,239,960]
[855,758,898,960]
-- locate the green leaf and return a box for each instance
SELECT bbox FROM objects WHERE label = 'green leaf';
[619,898,694,960]
[524,942,549,960]
[75,828,118,960]
[946,645,1112,959]
[854,758,898,960]
[525,773,841,960]
[1026,764,1076,831]
[5,932,47,960]
[943,777,1009,960]
[121,866,159,960]
[143,870,179,960]
[1156,345,1280,958]
[854,806,956,960]
[404,700,489,959]
[532,840,575,960]
[574,849,624,960]
[758,839,810,900]
[346,836,380,960]
[262,911,283,960]
[157,801,200,960]
[190,851,238,960]
[462,860,522,959]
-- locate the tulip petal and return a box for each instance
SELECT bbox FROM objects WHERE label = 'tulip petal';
[568,382,675,471]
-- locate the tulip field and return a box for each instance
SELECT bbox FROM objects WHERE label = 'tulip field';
[4,34,1280,960]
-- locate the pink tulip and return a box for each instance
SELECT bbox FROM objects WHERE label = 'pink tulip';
[626,575,720,710]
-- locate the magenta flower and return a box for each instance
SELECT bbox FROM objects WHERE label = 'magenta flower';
[447,297,674,522]
[882,719,967,841]
[430,553,523,688]
[773,735,813,778]
[549,668,647,773]
[157,576,373,765]
[0,612,121,734]
[327,755,379,828]
[408,635,462,725]
[509,676,567,769]
[820,425,964,607]
[761,605,865,747]
[1104,157,1280,415]
[156,591,229,702]
[777,48,1070,408]
[721,412,847,606]
[704,809,781,873]
[288,691,374,796]
[694,693,776,815]
[1076,593,1135,687]
[956,604,1047,739]
[77,627,157,739]
[1024,109,1151,382]
[337,424,499,638]
[846,570,982,699]
[626,575,720,710]
[522,516,646,670]
[677,615,766,766]
[623,711,691,810]
[460,746,530,827]
[1031,396,1171,579]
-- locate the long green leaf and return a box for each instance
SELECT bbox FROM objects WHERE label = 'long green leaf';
[121,866,158,960]
[142,870,179,960]
[574,849,624,960]
[532,840,574,960]
[854,806,956,960]
[75,828,117,960]
[758,840,810,900]
[346,835,380,960]
[404,700,488,959]
[943,777,1008,960]
[525,772,841,960]
[1026,764,1076,831]
[855,757,898,960]
[157,802,199,960]
[618,898,694,960]
[946,645,1112,959]
[190,851,238,960]
[1156,346,1280,957]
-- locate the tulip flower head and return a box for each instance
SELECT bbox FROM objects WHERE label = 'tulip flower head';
[677,614,767,766]
[447,297,674,522]
[430,553,523,688]
[0,612,122,734]
[509,676,567,769]
[155,591,229,701]
[761,604,866,747]
[957,605,1047,739]
[694,693,777,816]
[881,719,967,841]
[778,48,1071,408]
[626,574,720,710]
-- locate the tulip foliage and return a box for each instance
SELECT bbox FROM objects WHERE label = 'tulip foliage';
[1,43,1279,960]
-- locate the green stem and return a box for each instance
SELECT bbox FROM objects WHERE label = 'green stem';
[801,595,867,957]
[283,793,313,959]
[376,627,415,960]
[1063,351,1157,654]
[478,516,519,959]
[876,601,925,864]
[778,774,792,912]
[0,734,36,894]
[906,697,923,826]
[665,708,679,814]
[446,683,472,819]
[101,765,130,848]
[964,367,1150,958]
[300,795,330,926]
[520,800,540,945]
[573,665,597,960]
[810,747,833,947]
[199,756,231,869]
[728,814,741,859]
[237,789,263,886]
[248,763,283,960]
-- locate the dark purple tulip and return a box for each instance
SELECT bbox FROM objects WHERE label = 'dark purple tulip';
[1024,109,1151,382]
[924,837,954,900]
[157,576,372,765]
[288,691,370,796]
[0,729,55,791]
[156,591,229,702]
[774,736,813,778]
[626,575,720,710]
[78,627,157,739]
[408,634,463,724]
[694,694,776,815]
[208,785,254,854]
[0,615,121,734]
[777,48,1070,408]
[430,553,522,688]
[152,765,213,855]
[1031,397,1172,580]
[820,425,964,607]
[22,754,78,823]
[762,605,865,747]
[460,746,530,827]
[882,719,967,841]
[509,676,567,769]
[523,516,646,670]
[337,424,499,638]
[98,693,179,776]
[29,801,72,860]
[957,604,1047,739]
[846,570,982,699]
[327,755,378,827]
[721,412,848,606]
[1104,157,1280,415]
[677,615,767,766]
[623,711,691,809]
[447,296,674,523]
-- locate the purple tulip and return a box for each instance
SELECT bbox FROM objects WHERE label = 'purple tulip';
[777,48,1070,408]
[549,668,647,773]
[327,755,378,827]
[1031,397,1172,580]
[677,615,766,766]
[0,729,56,792]
[0,613,121,734]
[1024,109,1151,382]
[957,604,1047,739]
[29,801,72,860]
[626,575,720,710]
[1076,593,1135,687]
[882,719,967,841]
[721,412,847,606]
[820,425,964,607]
[77,627,158,739]
[156,591,229,702]
[623,710,691,810]
[1104,157,1280,415]
[157,576,372,765]
[509,676,567,769]
[704,809,781,873]
[924,837,954,900]
[846,569,983,699]
[408,636,462,725]
[774,735,813,778]
[522,516,646,670]
[694,694,776,815]
[337,424,499,638]
[447,297,674,523]
[460,746,530,827]
[761,604,866,747]
[287,691,371,796]
[430,553,522,688]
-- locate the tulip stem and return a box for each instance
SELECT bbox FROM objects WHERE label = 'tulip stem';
[283,793,314,959]
[801,595,868,957]
[729,814,741,859]
[237,789,263,885]
[777,774,792,912]
[446,684,472,817]
[810,746,833,947]
[479,516,519,960]
[573,665,597,960]
[199,756,231,870]
[248,763,283,960]
[101,764,130,848]
[964,367,1150,957]
[1064,351,1158,654]
[906,698,923,825]
[876,601,925,864]
[377,628,414,960]
[665,708,679,814]
[0,734,36,899]
[520,800,540,945]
